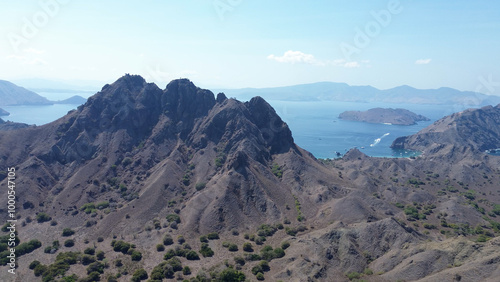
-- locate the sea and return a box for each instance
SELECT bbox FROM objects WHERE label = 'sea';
[1,92,478,159]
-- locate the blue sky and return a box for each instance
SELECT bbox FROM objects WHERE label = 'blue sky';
[0,0,499,94]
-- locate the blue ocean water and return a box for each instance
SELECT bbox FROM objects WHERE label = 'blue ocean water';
[267,100,471,158]
[2,97,474,158]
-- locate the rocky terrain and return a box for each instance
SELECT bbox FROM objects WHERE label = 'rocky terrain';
[0,75,499,281]
[0,118,31,131]
[339,108,430,125]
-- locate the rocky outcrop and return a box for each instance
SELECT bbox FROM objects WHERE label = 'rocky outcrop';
[391,104,500,154]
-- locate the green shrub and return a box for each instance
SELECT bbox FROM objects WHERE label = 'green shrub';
[96,201,109,210]
[86,261,105,274]
[131,268,148,282]
[199,235,208,243]
[62,228,75,237]
[207,232,220,240]
[81,254,96,265]
[219,267,245,281]
[157,244,165,252]
[272,163,283,178]
[234,256,245,266]
[228,244,238,252]
[346,271,361,280]
[64,239,74,247]
[112,240,131,253]
[195,182,206,191]
[243,242,253,252]
[281,241,290,250]
[84,247,95,255]
[16,239,42,256]
[96,250,105,261]
[166,214,181,223]
[200,243,214,257]
[186,250,200,260]
[182,266,191,275]
[80,203,96,214]
[163,235,174,246]
[29,260,41,270]
[131,250,142,261]
[256,272,265,280]
[36,212,52,223]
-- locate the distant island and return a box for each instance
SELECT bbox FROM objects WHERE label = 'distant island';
[339,108,430,125]
[52,95,87,105]
[0,108,9,116]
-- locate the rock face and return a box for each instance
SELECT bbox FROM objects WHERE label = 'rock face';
[1,75,500,282]
[339,108,430,125]
[0,80,52,106]
[0,108,9,116]
[392,104,500,154]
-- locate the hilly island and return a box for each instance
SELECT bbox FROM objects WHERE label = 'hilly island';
[1,75,500,282]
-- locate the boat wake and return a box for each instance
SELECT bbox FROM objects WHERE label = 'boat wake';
[370,133,390,147]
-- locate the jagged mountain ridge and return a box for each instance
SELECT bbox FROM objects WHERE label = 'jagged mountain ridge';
[0,74,341,234]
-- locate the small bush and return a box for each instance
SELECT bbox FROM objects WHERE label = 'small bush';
[163,235,174,246]
[131,250,142,261]
[36,212,52,223]
[243,242,254,252]
[166,214,181,223]
[131,268,148,282]
[228,244,238,252]
[207,232,219,240]
[83,247,95,255]
[64,239,75,247]
[281,241,290,250]
[195,182,206,191]
[156,244,165,252]
[186,250,200,260]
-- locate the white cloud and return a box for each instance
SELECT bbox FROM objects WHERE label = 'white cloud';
[267,50,318,64]
[415,58,432,65]
[6,54,47,65]
[332,59,361,68]
[267,50,369,68]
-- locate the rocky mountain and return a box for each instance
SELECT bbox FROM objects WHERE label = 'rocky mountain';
[1,75,500,282]
[392,104,500,155]
[216,82,500,106]
[0,80,52,106]
[339,108,430,125]
[0,108,9,116]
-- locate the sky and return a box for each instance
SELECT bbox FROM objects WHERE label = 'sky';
[0,0,499,95]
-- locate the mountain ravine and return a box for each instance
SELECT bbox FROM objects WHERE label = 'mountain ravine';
[1,75,500,282]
